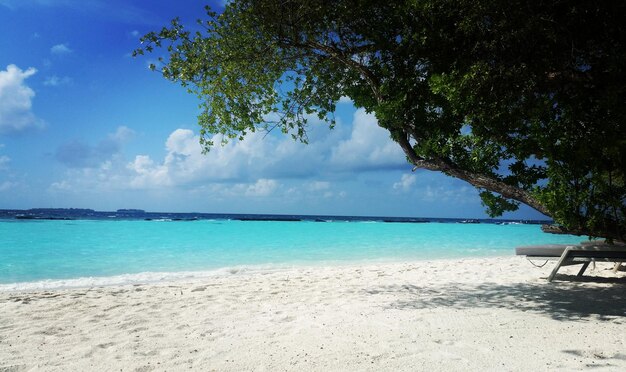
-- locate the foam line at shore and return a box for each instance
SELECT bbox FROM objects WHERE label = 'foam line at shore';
[0,254,513,292]
[0,265,283,292]
[0,257,410,292]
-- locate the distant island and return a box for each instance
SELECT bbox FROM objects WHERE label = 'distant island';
[28,208,95,213]
[0,208,552,225]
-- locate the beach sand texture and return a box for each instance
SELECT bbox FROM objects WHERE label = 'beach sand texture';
[1,257,625,371]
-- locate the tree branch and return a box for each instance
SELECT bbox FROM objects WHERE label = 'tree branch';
[396,132,552,216]
[303,40,382,103]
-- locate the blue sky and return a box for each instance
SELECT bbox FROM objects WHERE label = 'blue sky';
[0,0,546,219]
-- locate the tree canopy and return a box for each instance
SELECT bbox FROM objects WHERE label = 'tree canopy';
[134,0,626,241]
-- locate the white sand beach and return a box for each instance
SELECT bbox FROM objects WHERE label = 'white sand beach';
[1,257,625,371]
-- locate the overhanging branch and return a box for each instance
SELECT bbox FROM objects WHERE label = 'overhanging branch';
[305,41,381,101]
[396,131,552,216]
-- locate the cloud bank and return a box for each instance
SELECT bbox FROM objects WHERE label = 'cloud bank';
[43,110,486,216]
[125,109,405,189]
[51,109,408,196]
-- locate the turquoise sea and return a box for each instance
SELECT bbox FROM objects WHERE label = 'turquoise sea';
[0,216,586,290]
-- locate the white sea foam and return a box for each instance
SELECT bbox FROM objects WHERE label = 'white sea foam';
[0,265,294,292]
[0,257,414,292]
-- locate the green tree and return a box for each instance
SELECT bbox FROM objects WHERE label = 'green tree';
[135,0,626,240]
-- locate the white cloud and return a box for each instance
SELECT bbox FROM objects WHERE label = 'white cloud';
[331,109,404,169]
[50,109,409,198]
[49,155,134,193]
[124,113,405,190]
[130,30,140,37]
[111,125,135,142]
[128,155,154,174]
[308,181,330,191]
[43,75,72,86]
[165,128,196,154]
[338,96,353,104]
[126,128,268,188]
[245,178,278,197]
[127,154,169,188]
[393,173,416,191]
[281,180,346,202]
[50,43,72,55]
[0,64,44,134]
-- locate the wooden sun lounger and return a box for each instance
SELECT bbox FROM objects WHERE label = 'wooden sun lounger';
[515,242,626,282]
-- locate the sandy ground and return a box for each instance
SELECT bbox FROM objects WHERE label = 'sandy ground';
[1,256,626,371]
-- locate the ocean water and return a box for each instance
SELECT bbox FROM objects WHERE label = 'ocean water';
[0,218,586,289]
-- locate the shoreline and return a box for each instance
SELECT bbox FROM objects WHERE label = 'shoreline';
[2,256,626,371]
[0,254,515,292]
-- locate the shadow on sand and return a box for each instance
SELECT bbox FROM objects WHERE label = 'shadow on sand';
[365,275,626,321]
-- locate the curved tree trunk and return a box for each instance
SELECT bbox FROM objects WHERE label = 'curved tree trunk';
[395,134,552,216]
[396,133,626,242]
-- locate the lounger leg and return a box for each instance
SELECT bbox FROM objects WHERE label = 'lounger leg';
[548,248,572,282]
[614,263,622,273]
[577,262,590,277]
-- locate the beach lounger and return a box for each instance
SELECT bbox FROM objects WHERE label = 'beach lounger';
[515,242,626,282]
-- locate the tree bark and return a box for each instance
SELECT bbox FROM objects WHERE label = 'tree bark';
[395,133,552,216]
